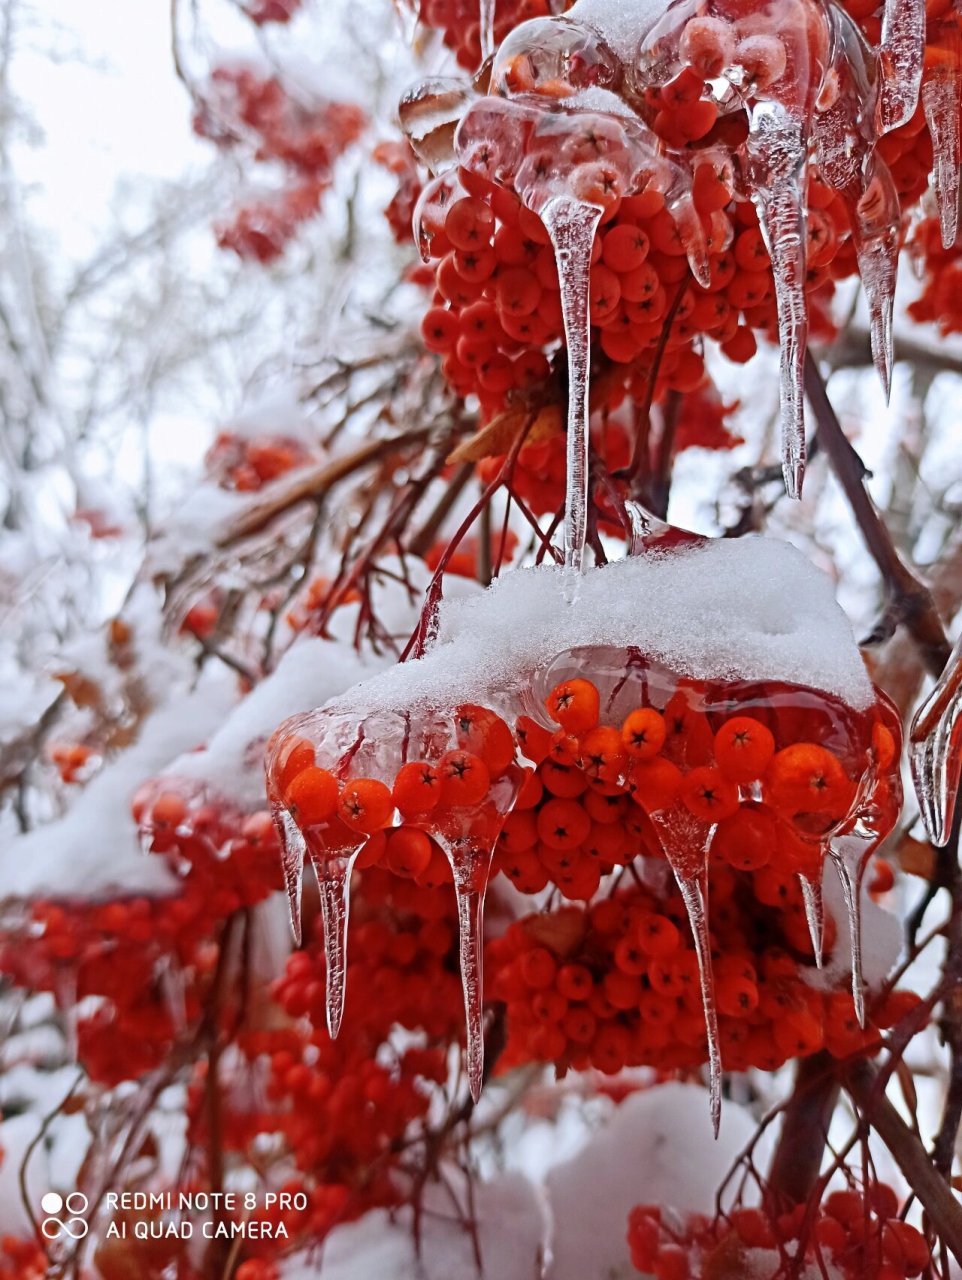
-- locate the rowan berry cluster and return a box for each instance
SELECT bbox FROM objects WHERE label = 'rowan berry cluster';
[486,874,915,1078]
[0,786,282,1085]
[47,739,96,784]
[204,429,312,492]
[194,67,365,262]
[907,215,962,335]
[269,702,520,880]
[0,1237,45,1280]
[192,868,465,1252]
[412,0,553,70]
[627,1184,931,1279]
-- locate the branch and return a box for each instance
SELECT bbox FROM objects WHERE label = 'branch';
[804,353,950,679]
[767,1052,840,1208]
[845,1060,962,1267]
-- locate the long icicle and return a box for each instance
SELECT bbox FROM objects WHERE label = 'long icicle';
[479,0,496,61]
[798,871,825,969]
[922,68,962,250]
[442,838,496,1102]
[276,804,307,945]
[829,840,868,1027]
[307,844,362,1039]
[541,197,603,577]
[877,0,926,133]
[746,103,809,499]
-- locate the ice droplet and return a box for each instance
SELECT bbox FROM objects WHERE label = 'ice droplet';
[745,102,808,499]
[909,631,962,847]
[877,0,925,134]
[798,870,825,969]
[541,196,603,577]
[307,847,360,1040]
[922,68,961,250]
[275,802,307,945]
[438,836,496,1101]
[650,808,721,1135]
[829,838,867,1027]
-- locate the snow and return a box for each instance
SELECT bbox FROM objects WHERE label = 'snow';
[1,675,238,901]
[281,1170,546,1279]
[331,537,875,718]
[170,637,381,807]
[222,388,320,444]
[544,1083,775,1280]
[568,0,668,60]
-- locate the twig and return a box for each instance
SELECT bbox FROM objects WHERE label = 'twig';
[804,354,950,678]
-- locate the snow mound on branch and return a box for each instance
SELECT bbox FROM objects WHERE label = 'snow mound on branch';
[171,638,382,807]
[569,0,667,58]
[1,677,237,902]
[336,537,874,714]
[545,1083,774,1280]
[281,1170,545,1279]
[224,388,318,443]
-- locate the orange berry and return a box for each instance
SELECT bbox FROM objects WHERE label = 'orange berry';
[455,704,515,775]
[621,708,667,759]
[545,678,600,734]
[579,725,627,783]
[764,744,856,821]
[628,758,683,812]
[872,720,897,770]
[537,797,591,850]
[679,767,740,822]
[284,766,338,826]
[438,749,491,807]
[338,777,394,833]
[385,826,432,878]
[392,761,441,816]
[274,734,316,791]
[516,715,553,764]
[713,716,775,783]
[710,805,775,871]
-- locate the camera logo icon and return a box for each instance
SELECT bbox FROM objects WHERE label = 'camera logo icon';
[40,1192,89,1240]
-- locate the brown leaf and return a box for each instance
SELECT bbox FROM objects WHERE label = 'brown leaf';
[447,403,563,464]
[898,834,936,880]
[523,907,587,958]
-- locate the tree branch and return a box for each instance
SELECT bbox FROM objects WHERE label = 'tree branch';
[804,353,951,679]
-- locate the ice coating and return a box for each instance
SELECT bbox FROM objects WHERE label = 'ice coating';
[910,632,962,847]
[647,806,722,1134]
[922,56,962,251]
[266,704,526,1098]
[334,539,875,716]
[877,0,926,133]
[746,102,809,496]
[480,0,496,60]
[419,0,930,499]
[541,197,603,575]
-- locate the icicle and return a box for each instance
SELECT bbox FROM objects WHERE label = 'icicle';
[797,871,825,969]
[479,0,496,61]
[909,631,962,847]
[625,501,654,555]
[437,836,496,1101]
[922,70,961,250]
[669,193,711,289]
[275,803,307,945]
[541,196,603,577]
[858,242,896,401]
[851,156,901,400]
[650,809,721,1135]
[308,847,360,1040]
[745,102,809,499]
[829,838,868,1027]
[877,0,926,134]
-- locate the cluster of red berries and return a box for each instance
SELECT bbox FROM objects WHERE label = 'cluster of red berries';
[269,702,520,878]
[204,429,312,492]
[413,0,555,70]
[0,787,282,1085]
[187,868,466,1256]
[194,68,365,262]
[908,215,962,335]
[628,1184,931,1279]
[486,874,916,1078]
[0,1238,45,1280]
[498,671,897,898]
